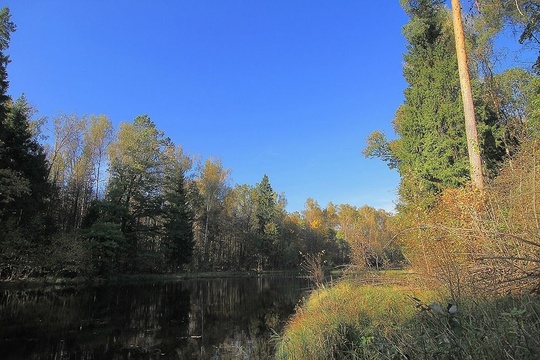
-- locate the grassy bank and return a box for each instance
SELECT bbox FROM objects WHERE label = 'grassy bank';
[276,278,540,359]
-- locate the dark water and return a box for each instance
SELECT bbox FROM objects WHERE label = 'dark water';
[0,275,309,359]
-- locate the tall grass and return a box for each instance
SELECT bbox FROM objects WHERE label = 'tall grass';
[276,280,437,359]
[276,279,540,359]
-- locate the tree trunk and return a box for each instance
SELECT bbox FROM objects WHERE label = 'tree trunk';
[452,0,484,190]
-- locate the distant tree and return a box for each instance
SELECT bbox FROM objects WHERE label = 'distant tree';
[161,145,194,271]
[85,115,113,199]
[47,114,94,230]
[254,174,280,270]
[193,158,230,268]
[106,115,170,271]
[223,183,258,269]
[336,205,396,269]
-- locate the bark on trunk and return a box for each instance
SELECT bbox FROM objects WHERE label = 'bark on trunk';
[452,0,484,190]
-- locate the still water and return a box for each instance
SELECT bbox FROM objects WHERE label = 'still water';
[0,275,309,359]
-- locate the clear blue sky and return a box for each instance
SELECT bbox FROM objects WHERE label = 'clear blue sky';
[4,1,408,213]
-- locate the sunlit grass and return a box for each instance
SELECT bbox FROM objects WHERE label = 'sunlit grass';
[276,280,438,360]
[276,279,540,359]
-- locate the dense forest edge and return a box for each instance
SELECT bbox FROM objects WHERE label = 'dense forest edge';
[2,0,540,358]
[276,1,540,359]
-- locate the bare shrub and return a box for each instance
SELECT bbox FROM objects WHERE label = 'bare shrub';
[398,136,540,297]
[300,251,325,288]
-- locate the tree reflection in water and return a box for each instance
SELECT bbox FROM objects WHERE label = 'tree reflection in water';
[0,275,308,359]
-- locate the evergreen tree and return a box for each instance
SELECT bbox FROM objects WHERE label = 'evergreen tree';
[254,174,279,269]
[255,174,276,234]
[0,8,50,235]
[0,9,54,279]
[397,0,469,202]
[1,96,50,224]
[366,0,503,208]
[162,148,194,271]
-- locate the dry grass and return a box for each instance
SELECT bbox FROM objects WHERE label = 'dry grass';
[276,279,439,360]
[276,277,540,359]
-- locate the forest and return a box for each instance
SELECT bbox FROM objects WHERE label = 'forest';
[2,0,540,357]
[0,6,405,280]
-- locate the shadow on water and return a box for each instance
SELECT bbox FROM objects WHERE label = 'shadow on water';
[0,275,309,359]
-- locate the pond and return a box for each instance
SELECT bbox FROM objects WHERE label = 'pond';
[0,275,310,359]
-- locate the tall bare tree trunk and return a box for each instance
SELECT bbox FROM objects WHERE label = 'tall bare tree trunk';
[452,0,484,190]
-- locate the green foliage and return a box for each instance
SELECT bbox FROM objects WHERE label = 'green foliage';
[162,159,194,270]
[45,233,93,278]
[366,0,506,211]
[105,115,171,271]
[0,96,52,280]
[254,174,279,270]
[363,131,397,168]
[81,220,124,276]
[1,96,50,225]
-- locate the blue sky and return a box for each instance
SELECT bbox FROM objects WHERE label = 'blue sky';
[4,1,409,213]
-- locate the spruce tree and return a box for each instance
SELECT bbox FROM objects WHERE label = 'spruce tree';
[396,0,470,202]
[254,174,278,269]
[162,163,194,270]
[0,9,52,278]
[366,0,503,209]
[0,8,49,229]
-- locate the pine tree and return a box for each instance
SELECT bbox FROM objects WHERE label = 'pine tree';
[255,174,276,234]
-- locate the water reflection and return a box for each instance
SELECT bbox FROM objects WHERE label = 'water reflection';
[0,275,308,359]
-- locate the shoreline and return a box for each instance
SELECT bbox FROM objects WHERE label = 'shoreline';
[0,269,304,289]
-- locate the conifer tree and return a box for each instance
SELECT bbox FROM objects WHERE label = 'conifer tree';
[394,0,469,204]
[162,146,194,270]
[0,9,52,278]
[0,8,49,230]
[366,0,502,208]
[254,174,278,269]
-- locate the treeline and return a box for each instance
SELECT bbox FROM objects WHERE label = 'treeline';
[0,7,401,280]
